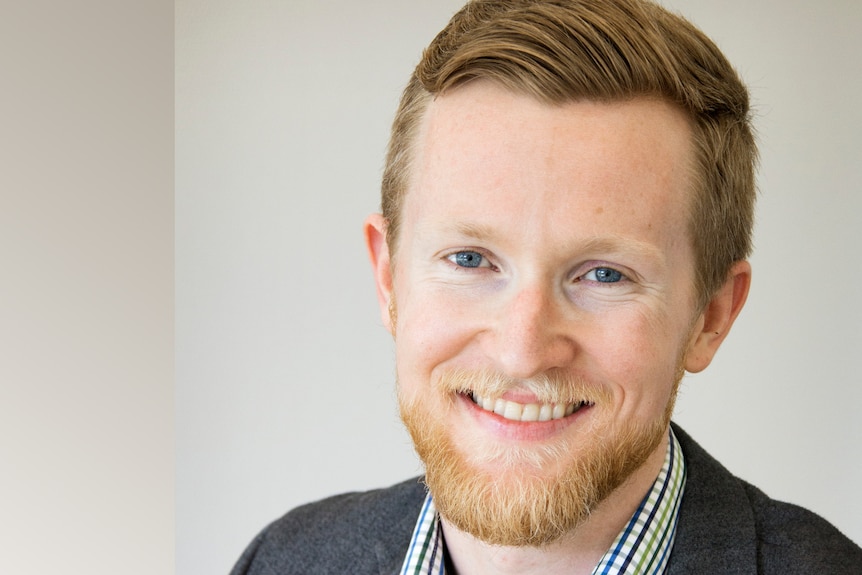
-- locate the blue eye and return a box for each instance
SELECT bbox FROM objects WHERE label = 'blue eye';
[449,251,486,268]
[584,267,624,283]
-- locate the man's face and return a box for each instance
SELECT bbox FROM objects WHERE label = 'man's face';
[367,82,724,545]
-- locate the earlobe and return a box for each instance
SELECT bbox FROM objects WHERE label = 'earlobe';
[684,261,752,373]
[363,214,395,333]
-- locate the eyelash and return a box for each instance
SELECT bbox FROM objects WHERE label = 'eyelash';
[443,251,630,286]
[579,266,627,284]
[445,249,496,271]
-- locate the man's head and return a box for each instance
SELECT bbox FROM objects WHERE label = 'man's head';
[365,0,754,547]
[381,0,756,309]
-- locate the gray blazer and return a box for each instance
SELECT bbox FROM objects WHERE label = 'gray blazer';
[231,425,862,574]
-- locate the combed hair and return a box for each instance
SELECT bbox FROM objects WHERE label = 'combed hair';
[381,0,757,306]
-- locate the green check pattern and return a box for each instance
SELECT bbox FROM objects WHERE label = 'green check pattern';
[400,493,445,574]
[592,429,686,574]
[400,429,686,575]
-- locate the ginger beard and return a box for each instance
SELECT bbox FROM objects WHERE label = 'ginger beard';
[398,365,684,548]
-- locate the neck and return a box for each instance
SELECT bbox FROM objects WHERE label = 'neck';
[441,433,668,575]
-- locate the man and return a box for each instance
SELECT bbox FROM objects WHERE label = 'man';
[231,0,862,573]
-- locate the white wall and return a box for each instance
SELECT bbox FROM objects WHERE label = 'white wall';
[1,1,174,574]
[176,1,862,573]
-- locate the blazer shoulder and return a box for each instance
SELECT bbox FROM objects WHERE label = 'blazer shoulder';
[230,477,427,575]
[741,482,862,574]
[669,424,862,574]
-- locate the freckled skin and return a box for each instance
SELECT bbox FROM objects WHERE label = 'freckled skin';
[364,81,751,573]
[392,85,701,436]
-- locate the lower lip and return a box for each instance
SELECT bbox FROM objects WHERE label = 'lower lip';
[458,393,590,442]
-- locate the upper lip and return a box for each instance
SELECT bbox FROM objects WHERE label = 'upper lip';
[468,391,591,422]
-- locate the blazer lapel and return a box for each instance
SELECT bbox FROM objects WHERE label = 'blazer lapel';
[667,424,758,575]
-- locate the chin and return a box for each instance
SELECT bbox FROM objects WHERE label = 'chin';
[401,392,669,547]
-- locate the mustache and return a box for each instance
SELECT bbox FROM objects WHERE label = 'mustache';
[435,368,611,405]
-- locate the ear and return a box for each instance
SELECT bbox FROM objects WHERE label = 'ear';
[684,261,751,373]
[363,213,395,334]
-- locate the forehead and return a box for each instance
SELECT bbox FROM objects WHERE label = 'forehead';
[402,83,696,253]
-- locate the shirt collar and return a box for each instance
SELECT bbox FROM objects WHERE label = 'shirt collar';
[400,428,686,575]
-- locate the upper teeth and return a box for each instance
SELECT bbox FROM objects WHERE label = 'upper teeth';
[470,393,582,422]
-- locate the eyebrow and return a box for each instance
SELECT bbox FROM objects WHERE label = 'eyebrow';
[572,236,664,262]
[440,222,664,263]
[442,221,498,241]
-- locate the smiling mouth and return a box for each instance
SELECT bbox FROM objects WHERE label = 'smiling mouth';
[467,392,592,423]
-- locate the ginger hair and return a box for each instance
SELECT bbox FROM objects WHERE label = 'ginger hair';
[380,0,756,306]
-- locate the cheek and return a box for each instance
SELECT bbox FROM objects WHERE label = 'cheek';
[585,309,685,413]
[394,291,480,391]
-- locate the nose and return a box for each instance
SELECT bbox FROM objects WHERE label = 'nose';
[489,284,577,379]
